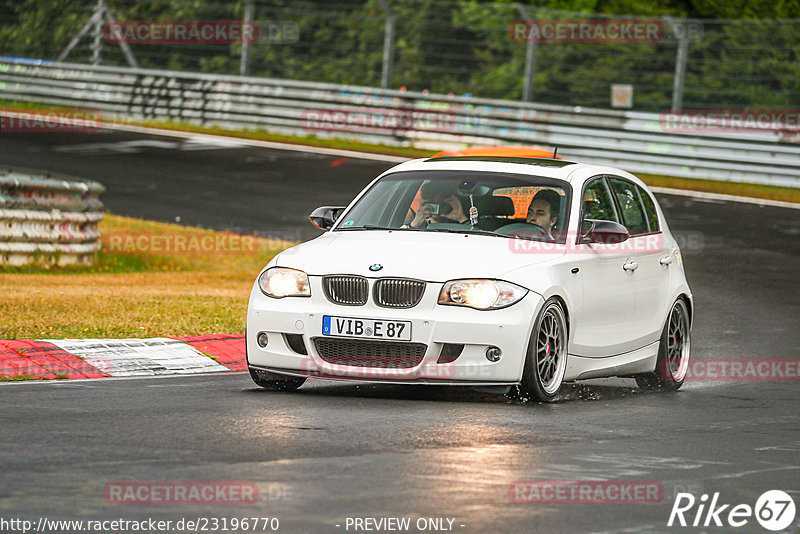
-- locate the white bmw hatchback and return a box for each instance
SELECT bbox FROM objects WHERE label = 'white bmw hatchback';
[246,156,692,401]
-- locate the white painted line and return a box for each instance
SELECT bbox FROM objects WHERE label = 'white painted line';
[706,465,800,481]
[652,186,800,210]
[103,122,410,163]
[43,338,227,377]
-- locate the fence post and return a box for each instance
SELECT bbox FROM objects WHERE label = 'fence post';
[377,0,396,89]
[240,0,255,76]
[515,3,538,102]
[671,36,689,112]
[90,0,104,65]
[59,1,103,63]
[58,0,138,67]
[100,0,138,68]
[666,17,690,112]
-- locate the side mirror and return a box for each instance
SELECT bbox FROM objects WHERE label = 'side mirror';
[309,206,345,230]
[580,219,629,244]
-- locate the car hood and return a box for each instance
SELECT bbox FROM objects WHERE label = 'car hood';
[274,230,563,282]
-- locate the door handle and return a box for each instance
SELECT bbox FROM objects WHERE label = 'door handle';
[659,256,673,266]
[623,261,639,271]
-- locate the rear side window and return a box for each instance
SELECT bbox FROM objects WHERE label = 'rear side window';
[608,178,648,235]
[637,185,660,232]
[582,178,617,222]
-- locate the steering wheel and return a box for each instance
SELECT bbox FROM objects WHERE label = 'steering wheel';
[495,222,549,238]
[522,222,547,233]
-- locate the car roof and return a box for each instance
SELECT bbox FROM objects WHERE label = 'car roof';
[379,157,648,190]
[433,146,560,159]
[428,156,573,167]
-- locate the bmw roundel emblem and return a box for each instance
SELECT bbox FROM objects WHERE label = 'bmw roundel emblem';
[369,264,383,271]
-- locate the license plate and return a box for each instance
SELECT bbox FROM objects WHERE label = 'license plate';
[322,315,412,341]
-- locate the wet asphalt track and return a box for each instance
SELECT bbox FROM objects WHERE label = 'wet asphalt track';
[1,129,799,533]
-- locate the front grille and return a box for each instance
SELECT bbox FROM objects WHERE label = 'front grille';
[323,275,368,306]
[313,337,427,368]
[373,278,426,308]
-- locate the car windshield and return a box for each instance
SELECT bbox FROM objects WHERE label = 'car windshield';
[335,170,571,243]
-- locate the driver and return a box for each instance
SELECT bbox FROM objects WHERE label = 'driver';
[409,181,469,228]
[526,189,560,238]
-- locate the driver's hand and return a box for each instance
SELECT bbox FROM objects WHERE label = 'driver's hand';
[410,204,432,228]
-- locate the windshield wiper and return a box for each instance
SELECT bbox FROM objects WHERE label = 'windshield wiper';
[426,227,504,237]
[337,224,408,231]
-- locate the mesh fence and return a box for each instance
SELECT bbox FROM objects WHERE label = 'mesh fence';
[0,0,798,112]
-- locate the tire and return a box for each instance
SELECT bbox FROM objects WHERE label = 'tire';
[517,298,569,402]
[636,299,690,391]
[249,368,306,391]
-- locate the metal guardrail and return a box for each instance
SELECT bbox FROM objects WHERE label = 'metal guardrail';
[0,168,105,266]
[1,59,799,187]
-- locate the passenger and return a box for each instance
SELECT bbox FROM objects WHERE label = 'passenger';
[409,181,469,228]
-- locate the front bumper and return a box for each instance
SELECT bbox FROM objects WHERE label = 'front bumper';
[246,276,543,384]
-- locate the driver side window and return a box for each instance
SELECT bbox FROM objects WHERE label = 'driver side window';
[582,178,618,223]
[608,177,649,235]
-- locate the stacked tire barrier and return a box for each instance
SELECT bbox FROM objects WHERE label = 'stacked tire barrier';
[0,168,105,266]
[2,58,800,187]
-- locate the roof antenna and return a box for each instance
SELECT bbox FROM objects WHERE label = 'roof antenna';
[552,146,559,158]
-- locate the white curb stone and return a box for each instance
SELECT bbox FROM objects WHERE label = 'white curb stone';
[43,338,228,377]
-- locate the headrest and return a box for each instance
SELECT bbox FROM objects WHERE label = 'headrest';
[476,195,515,216]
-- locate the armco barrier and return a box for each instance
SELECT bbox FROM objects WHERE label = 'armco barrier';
[0,168,104,265]
[1,58,799,187]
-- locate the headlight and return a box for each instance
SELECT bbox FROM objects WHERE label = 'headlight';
[258,267,310,298]
[438,279,528,310]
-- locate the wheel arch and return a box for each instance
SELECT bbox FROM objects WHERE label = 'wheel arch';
[535,289,571,339]
[677,293,693,328]
[549,294,570,337]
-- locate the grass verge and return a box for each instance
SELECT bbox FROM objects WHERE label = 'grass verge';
[0,214,293,339]
[637,173,800,203]
[0,374,42,381]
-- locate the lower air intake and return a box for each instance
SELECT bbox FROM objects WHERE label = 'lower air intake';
[313,337,426,368]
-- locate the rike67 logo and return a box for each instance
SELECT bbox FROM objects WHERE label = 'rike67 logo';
[668,490,796,531]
